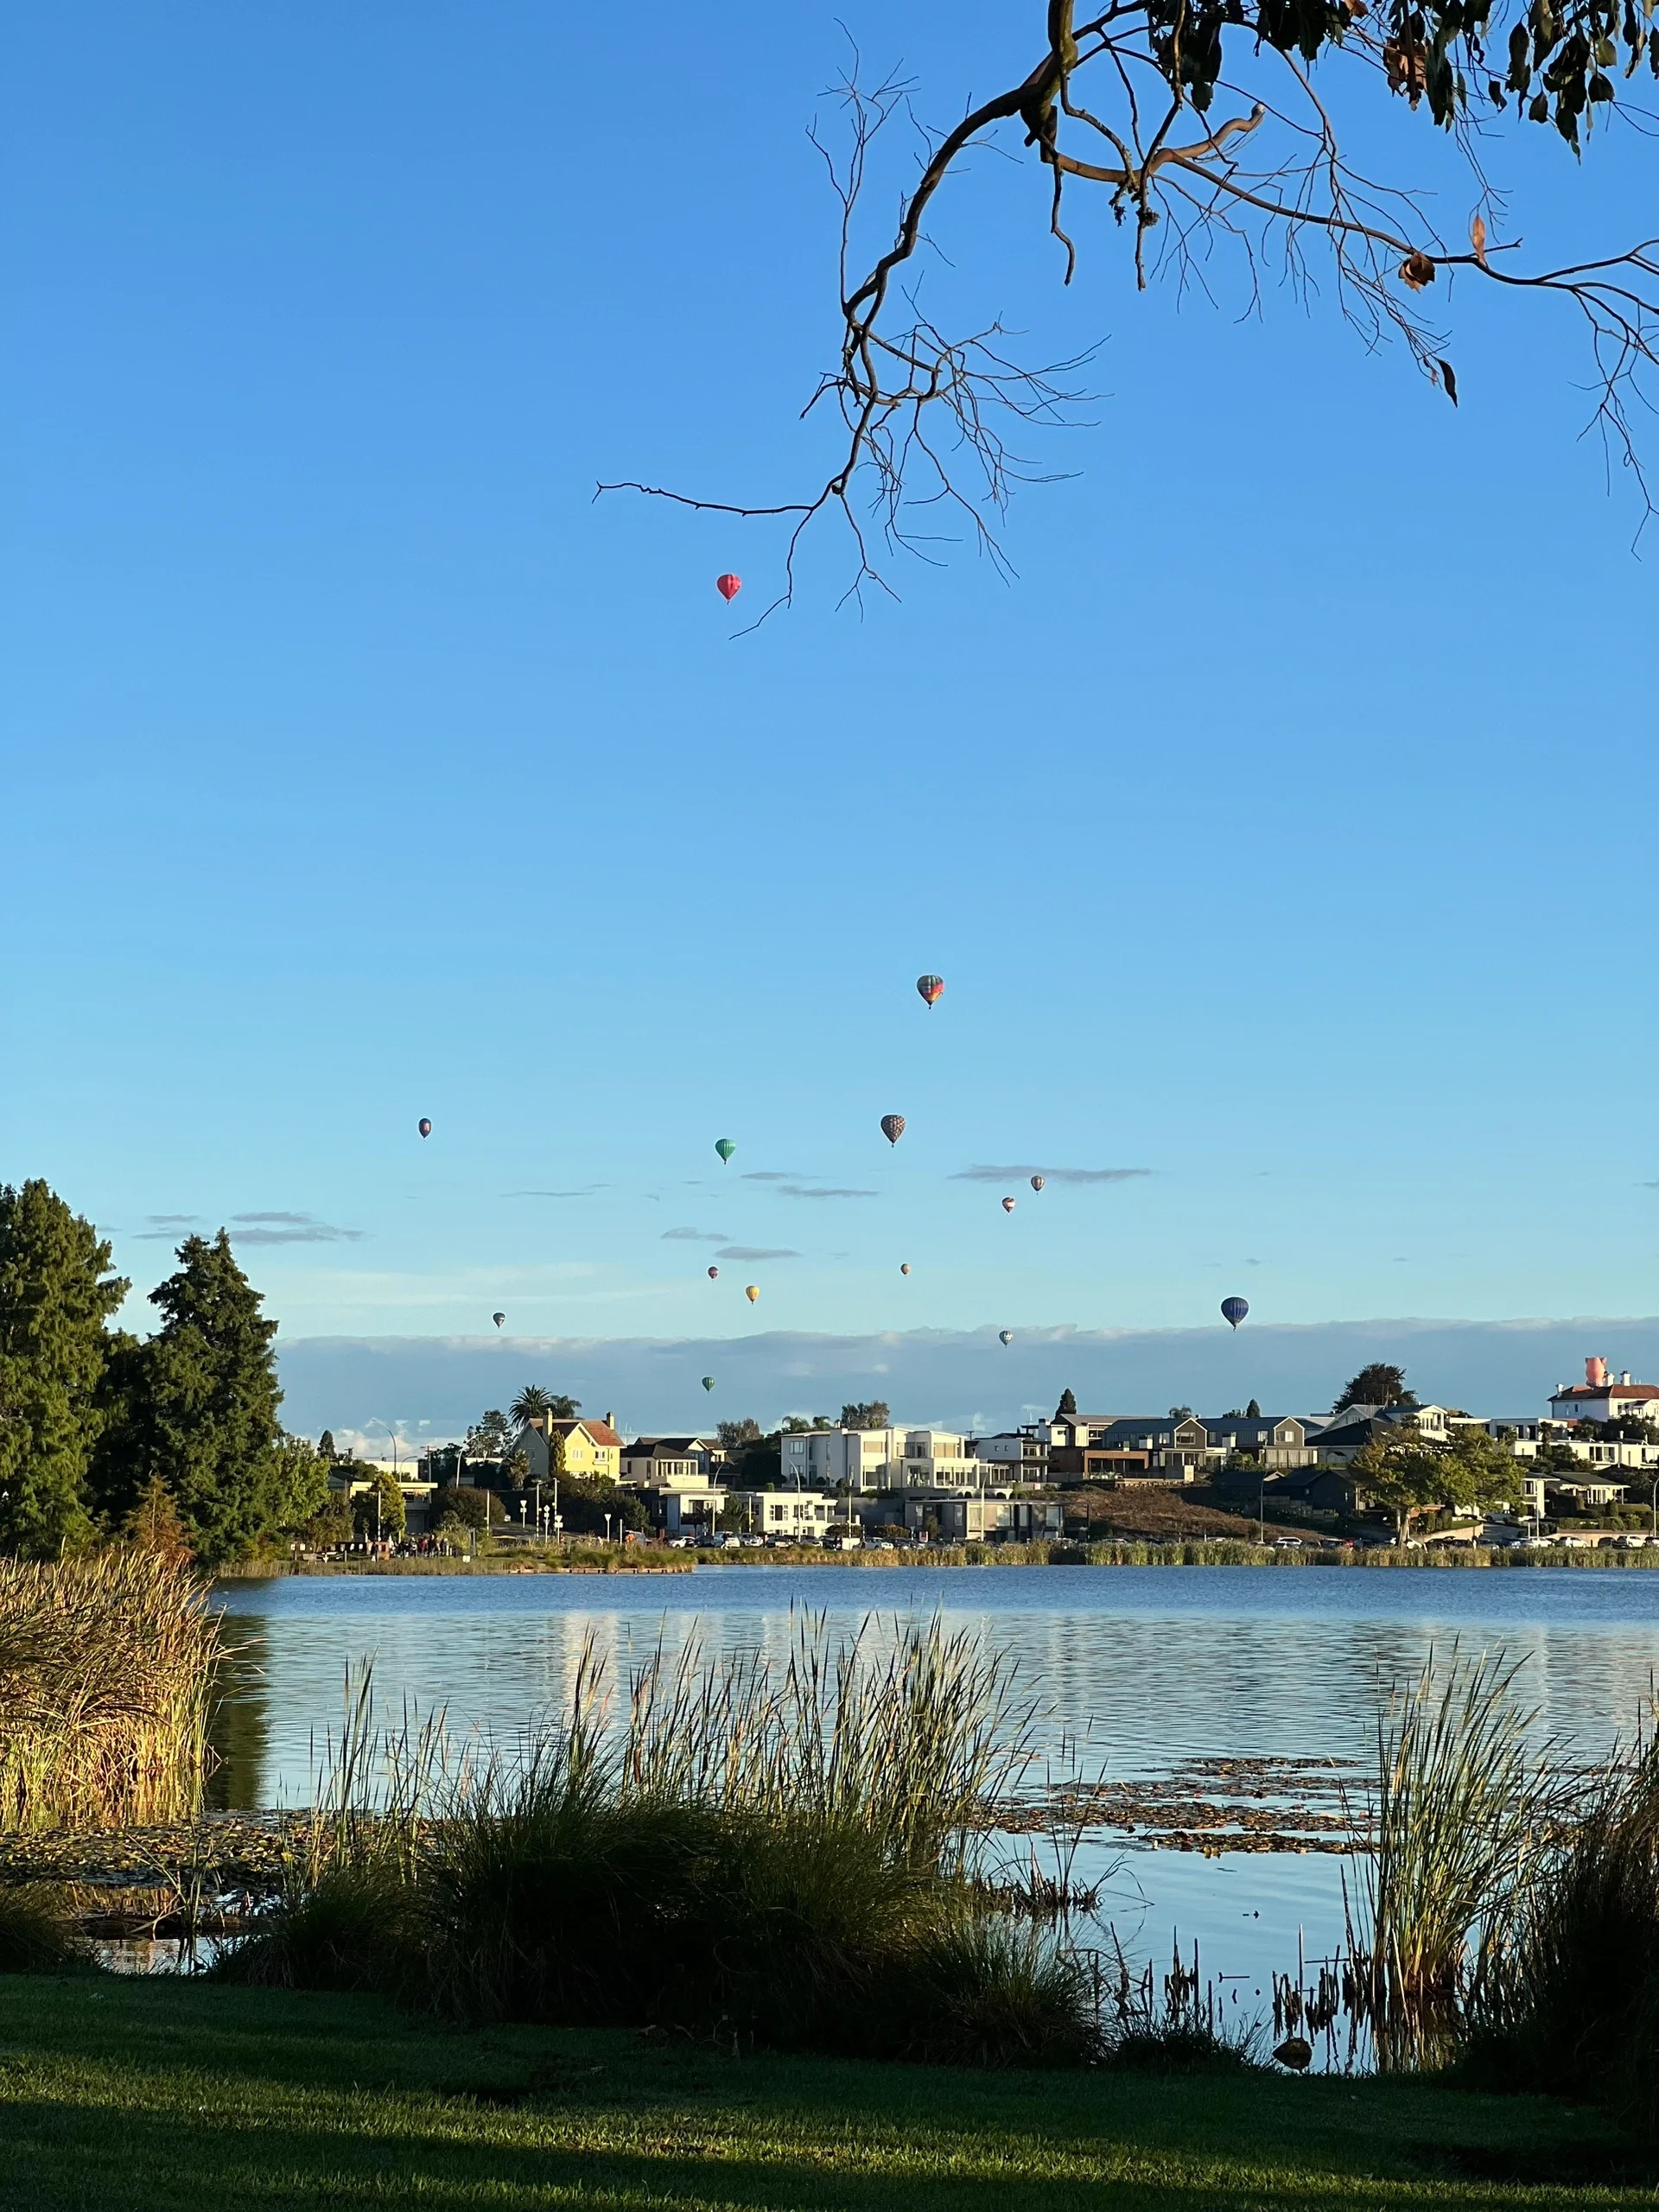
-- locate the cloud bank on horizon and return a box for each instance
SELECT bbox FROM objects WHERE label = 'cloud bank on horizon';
[273,1315,1659,1448]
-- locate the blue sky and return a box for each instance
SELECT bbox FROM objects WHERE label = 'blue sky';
[3,3,1655,1434]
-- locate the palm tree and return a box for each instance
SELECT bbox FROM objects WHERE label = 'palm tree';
[510,1385,552,1426]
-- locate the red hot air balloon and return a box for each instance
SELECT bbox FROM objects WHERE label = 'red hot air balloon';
[417,1118,432,1139]
[916,974,944,1008]
[708,1265,719,1280]
[880,1114,906,1146]
[1030,1174,1045,1192]
[1001,1196,1016,1213]
[715,573,741,602]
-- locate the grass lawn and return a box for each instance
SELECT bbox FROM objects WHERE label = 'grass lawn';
[0,1973,1650,2210]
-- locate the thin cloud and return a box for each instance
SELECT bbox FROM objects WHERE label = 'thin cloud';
[662,1226,728,1243]
[741,1171,804,1182]
[134,1212,202,1238]
[504,1188,601,1199]
[716,1245,800,1262]
[950,1165,1151,1185]
[230,1213,367,1247]
[777,1185,878,1201]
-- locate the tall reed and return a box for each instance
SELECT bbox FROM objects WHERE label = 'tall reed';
[1357,1650,1561,2020]
[228,1616,1096,2063]
[0,1553,221,1830]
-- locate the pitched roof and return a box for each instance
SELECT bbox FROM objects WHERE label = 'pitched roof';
[1552,1382,1659,1402]
[550,1417,625,1449]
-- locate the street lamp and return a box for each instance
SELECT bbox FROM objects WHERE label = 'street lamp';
[603,1510,613,1544]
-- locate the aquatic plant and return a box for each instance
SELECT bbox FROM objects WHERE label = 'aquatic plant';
[0,1553,221,1830]
[1357,1650,1560,2020]
[224,1618,1097,2066]
[0,1883,84,1972]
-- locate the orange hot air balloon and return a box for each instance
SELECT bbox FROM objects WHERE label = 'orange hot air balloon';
[916,974,944,1008]
[417,1117,432,1139]
[716,573,741,602]
[708,1265,719,1280]
[880,1114,906,1146]
[900,1262,911,1276]
[744,1283,760,1304]
[1030,1174,1045,1192]
[1001,1196,1016,1213]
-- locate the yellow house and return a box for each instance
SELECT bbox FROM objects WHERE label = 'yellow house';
[518,1414,623,1485]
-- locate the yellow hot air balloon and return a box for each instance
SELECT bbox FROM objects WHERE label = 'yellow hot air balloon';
[745,1284,760,1304]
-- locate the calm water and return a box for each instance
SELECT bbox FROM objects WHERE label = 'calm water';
[209,1563,1659,2002]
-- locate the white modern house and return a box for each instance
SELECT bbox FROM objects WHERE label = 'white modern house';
[1549,1357,1659,1427]
[779,1426,1009,1495]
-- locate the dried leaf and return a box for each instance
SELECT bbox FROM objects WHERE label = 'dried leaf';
[1399,251,1437,290]
[1470,212,1488,267]
[1437,357,1459,404]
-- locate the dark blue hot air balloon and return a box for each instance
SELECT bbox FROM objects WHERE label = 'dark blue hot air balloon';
[1221,1296,1249,1331]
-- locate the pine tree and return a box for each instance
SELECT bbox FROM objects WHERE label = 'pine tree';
[0,1180,128,1558]
[123,1474,193,1567]
[115,1231,286,1567]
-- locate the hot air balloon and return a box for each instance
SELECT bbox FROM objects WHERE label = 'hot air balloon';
[702,1376,715,1392]
[916,974,944,1008]
[708,1265,719,1281]
[880,1114,906,1146]
[999,1330,1014,1346]
[899,1262,911,1276]
[417,1118,432,1139]
[1001,1196,1016,1214]
[715,573,741,602]
[1030,1174,1046,1192]
[492,1312,505,1329]
[715,1137,736,1165]
[1221,1296,1249,1331]
[745,1284,760,1305]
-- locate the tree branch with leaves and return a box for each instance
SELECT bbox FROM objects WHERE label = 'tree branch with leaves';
[604,0,1659,612]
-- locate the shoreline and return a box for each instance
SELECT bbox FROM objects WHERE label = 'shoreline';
[214,1538,1659,1580]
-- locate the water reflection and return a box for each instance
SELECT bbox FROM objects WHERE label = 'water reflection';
[205,1626,270,1810]
[211,1564,1659,1808]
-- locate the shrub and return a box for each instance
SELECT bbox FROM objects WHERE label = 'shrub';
[219,1865,416,1994]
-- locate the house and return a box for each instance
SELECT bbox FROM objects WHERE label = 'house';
[900,1491,1064,1542]
[1261,1465,1369,1517]
[620,1435,719,1487]
[728,1490,836,1538]
[516,1414,625,1485]
[1313,1403,1453,1463]
[1199,1415,1319,1470]
[1549,1357,1659,1427]
[781,1426,1006,1494]
[1080,1415,1212,1482]
[974,1431,1051,1481]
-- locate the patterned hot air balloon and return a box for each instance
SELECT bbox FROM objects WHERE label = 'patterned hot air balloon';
[708,1265,719,1280]
[1030,1174,1045,1192]
[916,974,944,1008]
[1001,1196,1016,1214]
[715,574,741,602]
[999,1330,1014,1346]
[702,1376,716,1391]
[715,1137,736,1165]
[492,1312,505,1329]
[880,1114,906,1146]
[745,1284,760,1304]
[899,1262,911,1276]
[1221,1296,1250,1331]
[417,1118,432,1139]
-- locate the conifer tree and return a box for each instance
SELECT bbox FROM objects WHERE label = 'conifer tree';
[114,1231,286,1567]
[0,1180,128,1557]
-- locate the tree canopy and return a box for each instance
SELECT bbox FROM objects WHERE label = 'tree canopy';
[839,1401,891,1429]
[0,1180,128,1557]
[105,1230,287,1567]
[1351,1424,1516,1538]
[608,0,1659,606]
[1334,1363,1419,1412]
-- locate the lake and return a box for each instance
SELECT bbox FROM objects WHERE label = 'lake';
[210,1563,1659,2018]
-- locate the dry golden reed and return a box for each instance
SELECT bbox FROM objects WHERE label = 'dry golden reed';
[0,1552,222,1831]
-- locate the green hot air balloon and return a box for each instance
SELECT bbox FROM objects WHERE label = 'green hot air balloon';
[702,1375,715,1392]
[715,1137,736,1165]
